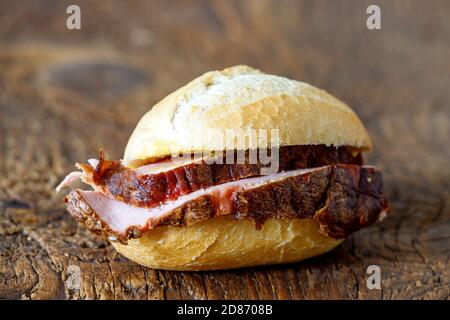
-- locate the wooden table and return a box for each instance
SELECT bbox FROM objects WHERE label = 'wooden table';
[1,0,449,300]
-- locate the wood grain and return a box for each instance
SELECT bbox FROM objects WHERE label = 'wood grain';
[0,0,449,300]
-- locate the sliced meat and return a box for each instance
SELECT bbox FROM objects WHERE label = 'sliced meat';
[65,164,389,243]
[59,145,363,208]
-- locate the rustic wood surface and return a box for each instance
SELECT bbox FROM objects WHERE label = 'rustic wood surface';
[0,0,449,300]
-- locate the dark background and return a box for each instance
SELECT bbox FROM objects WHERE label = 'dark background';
[0,0,449,299]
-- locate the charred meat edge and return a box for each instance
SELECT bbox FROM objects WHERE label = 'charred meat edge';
[81,145,363,209]
[66,165,389,244]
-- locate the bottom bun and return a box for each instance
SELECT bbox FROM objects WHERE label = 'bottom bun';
[112,216,344,271]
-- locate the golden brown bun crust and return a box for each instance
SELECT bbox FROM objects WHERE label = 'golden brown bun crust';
[124,65,372,165]
[112,216,343,271]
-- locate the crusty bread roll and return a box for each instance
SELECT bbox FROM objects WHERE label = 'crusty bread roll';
[112,216,343,271]
[115,66,376,270]
[60,65,388,271]
[124,65,371,166]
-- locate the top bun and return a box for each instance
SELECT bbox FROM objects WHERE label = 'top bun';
[124,65,372,165]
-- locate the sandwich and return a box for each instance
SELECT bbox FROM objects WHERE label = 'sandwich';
[56,65,390,271]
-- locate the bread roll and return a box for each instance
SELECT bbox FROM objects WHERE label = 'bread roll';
[112,216,343,271]
[59,65,388,271]
[124,65,371,166]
